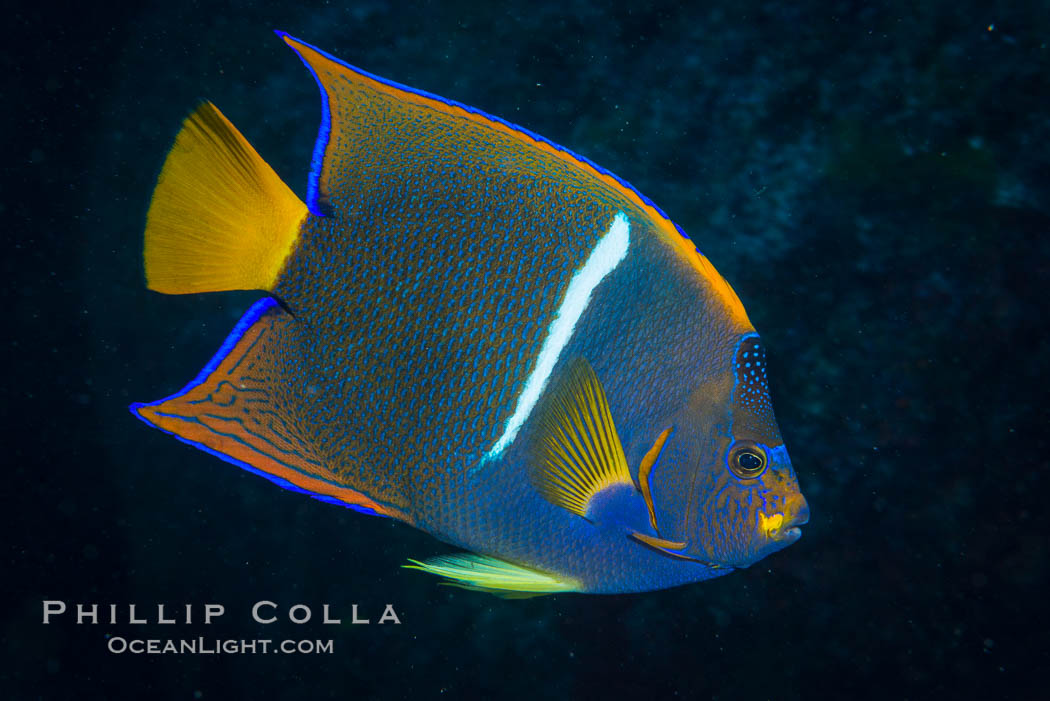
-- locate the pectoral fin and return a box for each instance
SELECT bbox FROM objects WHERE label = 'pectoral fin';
[528,358,634,519]
[404,554,580,597]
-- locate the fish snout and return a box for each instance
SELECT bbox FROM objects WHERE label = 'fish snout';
[791,496,810,527]
[779,494,810,543]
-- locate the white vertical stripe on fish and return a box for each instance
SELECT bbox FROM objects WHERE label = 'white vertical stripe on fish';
[485,211,631,460]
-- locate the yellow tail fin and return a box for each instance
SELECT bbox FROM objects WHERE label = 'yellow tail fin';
[144,102,308,294]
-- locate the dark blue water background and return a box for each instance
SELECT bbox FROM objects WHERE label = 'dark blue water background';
[4,0,1048,698]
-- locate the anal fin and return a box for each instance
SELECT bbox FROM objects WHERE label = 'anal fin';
[131,297,409,522]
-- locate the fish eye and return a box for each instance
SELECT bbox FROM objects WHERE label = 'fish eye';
[728,442,767,479]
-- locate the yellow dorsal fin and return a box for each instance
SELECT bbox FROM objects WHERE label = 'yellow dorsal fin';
[403,554,580,597]
[638,426,674,531]
[530,358,634,517]
[144,101,308,294]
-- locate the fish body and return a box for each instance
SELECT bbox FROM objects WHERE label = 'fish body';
[132,33,808,595]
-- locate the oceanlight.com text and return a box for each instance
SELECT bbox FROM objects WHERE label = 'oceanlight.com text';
[105,636,334,655]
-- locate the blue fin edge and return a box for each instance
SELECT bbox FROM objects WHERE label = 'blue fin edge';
[129,295,384,518]
[273,30,696,247]
[134,297,279,410]
[275,31,330,217]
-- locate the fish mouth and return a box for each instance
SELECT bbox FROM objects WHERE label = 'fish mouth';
[763,508,808,544]
[776,510,809,543]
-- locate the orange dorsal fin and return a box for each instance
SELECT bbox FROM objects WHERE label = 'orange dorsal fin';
[131,298,409,521]
[275,32,751,330]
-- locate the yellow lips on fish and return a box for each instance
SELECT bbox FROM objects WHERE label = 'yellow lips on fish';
[131,32,809,595]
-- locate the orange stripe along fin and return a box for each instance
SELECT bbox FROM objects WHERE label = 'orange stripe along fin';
[637,426,675,531]
[130,297,410,522]
[629,532,728,570]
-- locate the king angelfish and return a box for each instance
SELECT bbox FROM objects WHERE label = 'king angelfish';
[132,32,810,596]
